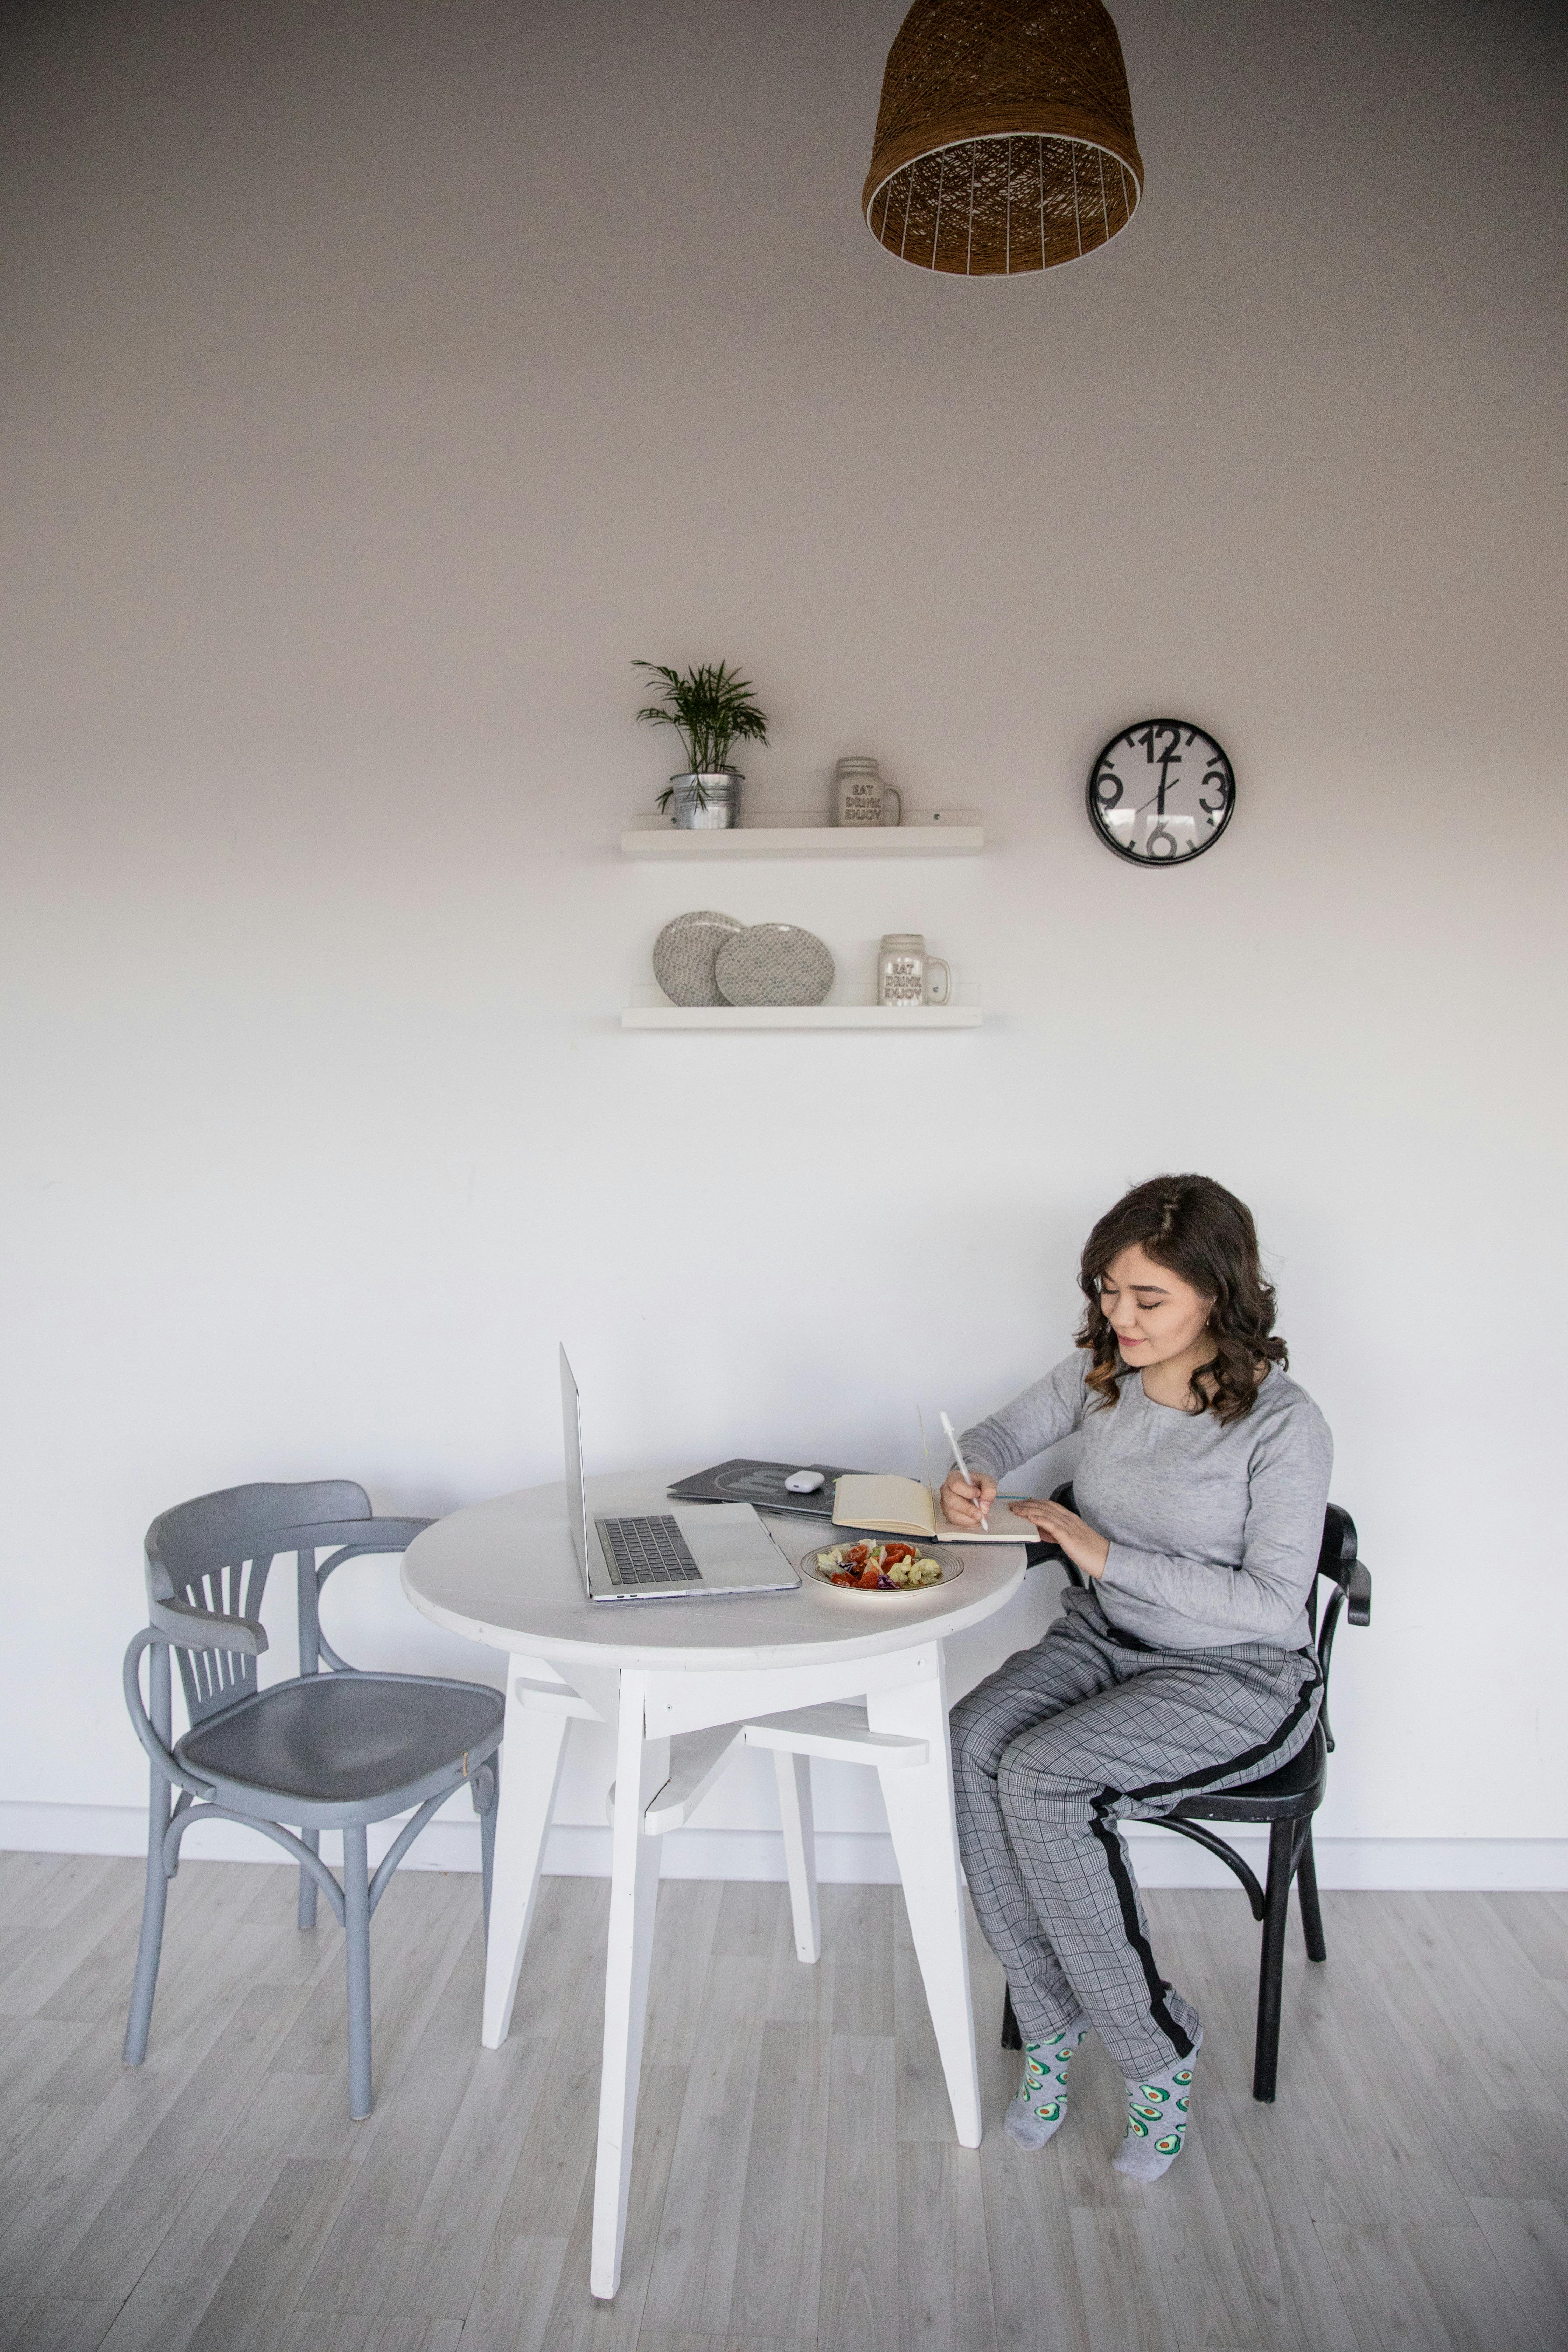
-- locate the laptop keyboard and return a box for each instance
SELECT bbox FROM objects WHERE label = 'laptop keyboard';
[598,1514,704,1588]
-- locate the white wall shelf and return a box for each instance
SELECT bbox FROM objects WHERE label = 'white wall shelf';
[622,1003,982,1031]
[621,812,983,859]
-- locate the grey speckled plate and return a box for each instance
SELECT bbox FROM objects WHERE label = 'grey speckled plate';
[652,910,745,1006]
[715,923,835,1007]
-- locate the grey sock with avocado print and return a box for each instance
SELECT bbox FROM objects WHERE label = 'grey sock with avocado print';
[1004,2016,1089,2150]
[1112,2033,1200,2180]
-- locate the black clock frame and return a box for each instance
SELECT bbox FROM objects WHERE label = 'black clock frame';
[1085,719,1236,868]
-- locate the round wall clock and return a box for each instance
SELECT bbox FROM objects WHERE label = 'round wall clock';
[1086,720,1235,865]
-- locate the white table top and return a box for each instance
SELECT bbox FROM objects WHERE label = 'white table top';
[402,1469,1028,1672]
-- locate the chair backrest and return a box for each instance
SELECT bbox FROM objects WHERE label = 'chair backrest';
[1043,1483,1369,1746]
[145,1479,372,1728]
[1302,1502,1370,1750]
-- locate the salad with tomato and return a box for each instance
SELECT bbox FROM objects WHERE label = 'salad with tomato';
[813,1540,943,1591]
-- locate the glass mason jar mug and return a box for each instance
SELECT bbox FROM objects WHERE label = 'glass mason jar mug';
[877,933,952,1008]
[833,757,903,827]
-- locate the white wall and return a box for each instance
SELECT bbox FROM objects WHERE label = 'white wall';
[2,0,1564,1886]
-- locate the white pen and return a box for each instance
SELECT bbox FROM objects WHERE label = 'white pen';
[939,1411,989,1533]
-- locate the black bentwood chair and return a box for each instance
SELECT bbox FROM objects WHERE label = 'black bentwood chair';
[999,1485,1371,2102]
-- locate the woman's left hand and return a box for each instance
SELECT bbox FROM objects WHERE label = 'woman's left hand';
[1007,1498,1111,1580]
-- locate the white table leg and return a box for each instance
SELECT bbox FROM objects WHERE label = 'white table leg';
[868,1651,982,2147]
[482,1657,572,2049]
[591,1673,667,2301]
[773,1748,821,1963]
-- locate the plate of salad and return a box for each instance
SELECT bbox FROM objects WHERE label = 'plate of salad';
[808,1539,961,1593]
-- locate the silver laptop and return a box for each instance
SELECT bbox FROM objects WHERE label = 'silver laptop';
[560,1347,801,1603]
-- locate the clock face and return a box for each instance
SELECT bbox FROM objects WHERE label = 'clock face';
[1086,721,1236,865]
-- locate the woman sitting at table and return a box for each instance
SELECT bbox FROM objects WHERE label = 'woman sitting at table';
[942,1173,1331,2178]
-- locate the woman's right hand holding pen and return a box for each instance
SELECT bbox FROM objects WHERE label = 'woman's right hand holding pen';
[940,1466,997,1528]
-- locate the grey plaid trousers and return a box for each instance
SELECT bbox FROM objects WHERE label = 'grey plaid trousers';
[950,1585,1322,2081]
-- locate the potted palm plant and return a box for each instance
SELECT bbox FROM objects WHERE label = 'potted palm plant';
[633,659,770,829]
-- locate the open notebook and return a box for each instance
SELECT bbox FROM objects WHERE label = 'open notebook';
[831,1473,1039,1546]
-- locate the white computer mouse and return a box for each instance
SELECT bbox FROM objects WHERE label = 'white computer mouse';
[783,1469,825,1494]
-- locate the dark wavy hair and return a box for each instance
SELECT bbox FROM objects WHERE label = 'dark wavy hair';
[1075,1174,1287,1424]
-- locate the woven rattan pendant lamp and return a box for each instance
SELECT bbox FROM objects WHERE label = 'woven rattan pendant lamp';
[863,0,1143,275]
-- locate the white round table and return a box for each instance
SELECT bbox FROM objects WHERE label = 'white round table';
[403,1471,1026,2300]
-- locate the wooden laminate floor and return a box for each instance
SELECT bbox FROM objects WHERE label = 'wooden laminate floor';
[0,1852,1564,2352]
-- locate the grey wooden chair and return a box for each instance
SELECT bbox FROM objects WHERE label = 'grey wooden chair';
[122,1478,504,2118]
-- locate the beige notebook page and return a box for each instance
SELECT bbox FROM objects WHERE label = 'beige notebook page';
[831,1474,936,1538]
[929,1494,1041,1543]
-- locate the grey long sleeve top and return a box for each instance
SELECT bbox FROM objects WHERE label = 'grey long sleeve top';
[959,1352,1333,1651]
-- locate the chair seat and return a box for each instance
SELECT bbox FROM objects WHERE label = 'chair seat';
[1166,1720,1326,1824]
[178,1671,503,1810]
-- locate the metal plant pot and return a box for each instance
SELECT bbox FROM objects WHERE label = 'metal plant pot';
[666,770,743,829]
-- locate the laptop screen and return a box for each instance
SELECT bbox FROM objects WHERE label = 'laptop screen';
[559,1345,591,1593]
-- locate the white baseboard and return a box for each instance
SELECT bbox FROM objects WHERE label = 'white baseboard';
[2,1802,1564,1891]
